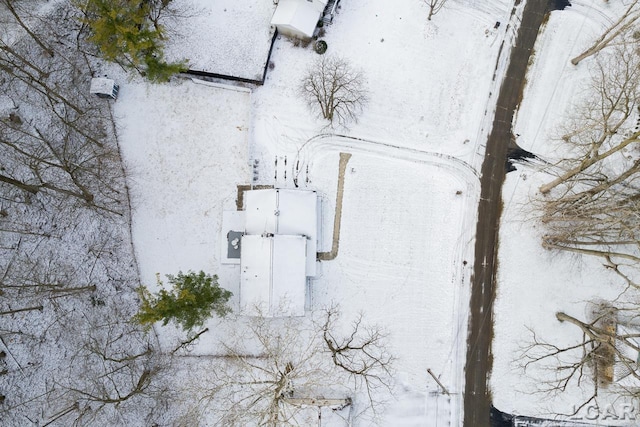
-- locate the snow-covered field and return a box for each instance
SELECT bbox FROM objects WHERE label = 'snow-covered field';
[315,152,474,425]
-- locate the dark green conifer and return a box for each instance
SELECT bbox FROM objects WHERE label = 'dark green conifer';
[134,271,232,332]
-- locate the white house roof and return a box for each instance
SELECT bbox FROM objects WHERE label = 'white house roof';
[240,234,307,316]
[244,188,317,276]
[245,188,316,235]
[270,0,326,39]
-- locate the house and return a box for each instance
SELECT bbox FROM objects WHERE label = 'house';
[239,189,318,316]
[270,0,328,40]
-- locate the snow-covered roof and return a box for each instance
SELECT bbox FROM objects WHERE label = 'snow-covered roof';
[240,234,307,317]
[239,189,317,316]
[89,77,116,95]
[270,0,327,39]
[244,188,317,276]
[245,188,316,235]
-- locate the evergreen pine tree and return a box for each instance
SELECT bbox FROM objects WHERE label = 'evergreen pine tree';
[134,271,232,332]
[144,52,187,82]
[81,0,186,81]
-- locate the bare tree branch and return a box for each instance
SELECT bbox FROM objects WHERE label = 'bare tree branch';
[300,55,368,128]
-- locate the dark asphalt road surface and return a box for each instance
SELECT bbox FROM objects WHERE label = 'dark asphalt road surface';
[463,1,549,426]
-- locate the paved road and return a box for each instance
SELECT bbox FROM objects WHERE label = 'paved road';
[463,1,550,426]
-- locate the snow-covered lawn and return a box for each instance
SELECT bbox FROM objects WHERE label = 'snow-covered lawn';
[312,151,475,424]
[251,0,513,163]
[164,0,276,81]
[114,79,251,296]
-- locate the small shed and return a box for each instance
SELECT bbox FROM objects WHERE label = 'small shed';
[271,0,328,40]
[90,77,119,100]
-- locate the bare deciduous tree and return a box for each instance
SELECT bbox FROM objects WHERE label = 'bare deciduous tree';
[0,1,125,214]
[300,55,368,127]
[541,43,640,195]
[539,41,640,282]
[0,0,55,57]
[55,316,169,426]
[0,3,158,425]
[193,307,393,426]
[423,0,448,21]
[526,38,640,416]
[523,302,640,416]
[319,305,394,406]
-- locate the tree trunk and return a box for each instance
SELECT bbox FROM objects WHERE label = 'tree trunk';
[0,41,50,77]
[0,174,40,194]
[543,241,640,263]
[0,305,43,316]
[556,311,615,341]
[570,2,640,66]
[540,132,640,194]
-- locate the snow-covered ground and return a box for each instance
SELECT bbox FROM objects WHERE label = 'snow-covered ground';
[252,0,513,161]
[112,0,640,425]
[315,151,475,425]
[116,0,514,424]
[3,0,637,423]
[114,79,252,299]
[163,0,276,80]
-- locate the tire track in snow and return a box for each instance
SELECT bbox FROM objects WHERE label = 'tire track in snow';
[450,0,514,26]
[294,133,481,184]
[295,132,479,427]
[569,0,616,28]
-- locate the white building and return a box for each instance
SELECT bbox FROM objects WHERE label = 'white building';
[240,189,318,316]
[270,0,328,40]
